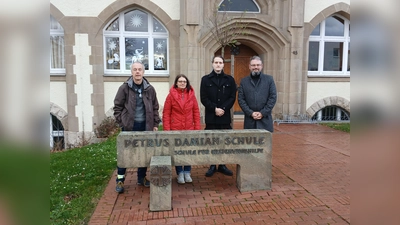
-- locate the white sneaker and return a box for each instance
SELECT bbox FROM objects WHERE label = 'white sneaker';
[177,172,185,184]
[184,173,192,183]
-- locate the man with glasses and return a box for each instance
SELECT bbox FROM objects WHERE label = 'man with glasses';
[238,56,277,131]
[113,61,161,193]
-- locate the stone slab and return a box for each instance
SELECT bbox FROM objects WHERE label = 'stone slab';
[117,129,272,192]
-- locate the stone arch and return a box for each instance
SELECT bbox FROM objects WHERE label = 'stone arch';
[50,3,65,26]
[97,0,176,36]
[50,102,68,130]
[304,2,350,38]
[306,96,350,118]
[200,18,288,61]
[199,18,290,116]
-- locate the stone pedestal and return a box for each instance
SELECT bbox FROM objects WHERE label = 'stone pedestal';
[149,156,172,211]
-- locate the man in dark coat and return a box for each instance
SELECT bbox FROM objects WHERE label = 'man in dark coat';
[238,56,277,132]
[200,55,237,177]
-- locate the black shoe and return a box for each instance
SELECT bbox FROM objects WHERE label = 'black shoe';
[205,165,217,177]
[137,177,150,187]
[218,165,233,176]
[115,181,124,193]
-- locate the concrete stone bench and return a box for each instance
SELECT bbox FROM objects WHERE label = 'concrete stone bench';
[117,129,272,193]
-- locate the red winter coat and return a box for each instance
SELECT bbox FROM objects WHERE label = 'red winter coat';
[162,86,201,131]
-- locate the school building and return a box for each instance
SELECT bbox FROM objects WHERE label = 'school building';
[50,0,350,149]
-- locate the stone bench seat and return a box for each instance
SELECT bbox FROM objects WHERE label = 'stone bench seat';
[117,129,272,192]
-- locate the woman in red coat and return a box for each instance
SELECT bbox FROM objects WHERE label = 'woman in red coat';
[163,74,201,184]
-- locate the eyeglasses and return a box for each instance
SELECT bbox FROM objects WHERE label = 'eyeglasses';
[177,80,187,83]
[250,64,262,67]
[137,89,142,98]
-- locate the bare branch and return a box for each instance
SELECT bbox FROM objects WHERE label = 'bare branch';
[207,0,249,51]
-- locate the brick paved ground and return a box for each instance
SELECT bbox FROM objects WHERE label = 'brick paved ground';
[89,122,350,225]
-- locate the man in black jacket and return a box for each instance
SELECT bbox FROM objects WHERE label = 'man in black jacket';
[200,55,237,177]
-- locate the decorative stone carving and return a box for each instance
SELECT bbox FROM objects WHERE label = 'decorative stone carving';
[150,166,172,187]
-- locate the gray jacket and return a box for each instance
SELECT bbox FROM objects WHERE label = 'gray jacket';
[238,73,277,132]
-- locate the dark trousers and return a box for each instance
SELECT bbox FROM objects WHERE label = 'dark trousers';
[116,121,147,182]
[205,123,232,130]
[205,123,231,167]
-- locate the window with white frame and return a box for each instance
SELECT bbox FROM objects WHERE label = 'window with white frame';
[308,15,350,76]
[103,9,169,75]
[218,0,260,12]
[50,16,65,75]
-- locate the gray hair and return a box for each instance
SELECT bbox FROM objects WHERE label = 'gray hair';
[131,61,145,71]
[250,56,262,63]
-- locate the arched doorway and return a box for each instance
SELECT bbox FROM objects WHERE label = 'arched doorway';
[215,44,258,113]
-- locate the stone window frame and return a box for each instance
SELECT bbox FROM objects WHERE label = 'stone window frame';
[306,96,350,120]
[103,9,169,76]
[50,103,68,149]
[308,14,350,77]
[50,15,65,76]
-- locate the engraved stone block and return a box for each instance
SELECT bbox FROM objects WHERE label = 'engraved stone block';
[150,165,171,187]
[117,129,272,192]
[149,156,172,211]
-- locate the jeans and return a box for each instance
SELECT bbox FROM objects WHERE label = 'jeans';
[175,166,191,175]
[116,121,147,182]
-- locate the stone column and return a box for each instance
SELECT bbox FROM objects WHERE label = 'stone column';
[180,0,204,119]
[149,156,172,211]
[287,0,306,116]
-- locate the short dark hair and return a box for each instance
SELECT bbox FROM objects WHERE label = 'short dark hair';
[174,74,192,93]
[212,55,225,63]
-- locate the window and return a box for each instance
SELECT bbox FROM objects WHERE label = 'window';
[103,9,169,75]
[50,16,65,75]
[308,15,350,76]
[218,0,260,12]
[312,106,350,121]
[50,114,65,150]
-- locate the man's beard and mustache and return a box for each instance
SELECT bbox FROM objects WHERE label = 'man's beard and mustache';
[251,71,261,76]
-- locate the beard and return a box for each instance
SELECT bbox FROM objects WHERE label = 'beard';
[251,71,261,76]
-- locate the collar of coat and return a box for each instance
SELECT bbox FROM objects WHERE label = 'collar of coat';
[209,69,228,78]
[126,76,150,90]
[169,86,194,100]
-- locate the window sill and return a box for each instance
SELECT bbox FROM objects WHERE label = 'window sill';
[307,76,350,82]
[50,76,66,81]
